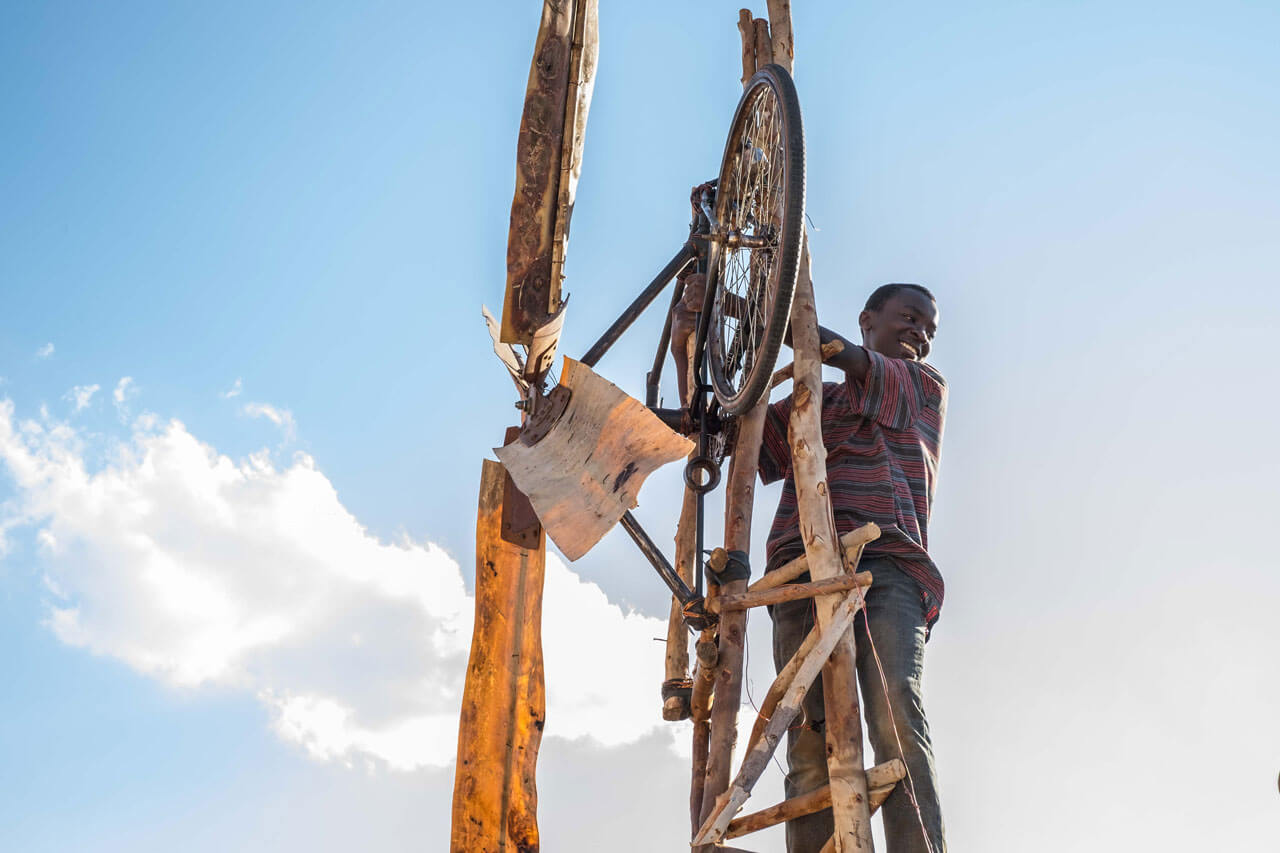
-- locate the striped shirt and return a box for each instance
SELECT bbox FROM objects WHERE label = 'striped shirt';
[758,349,948,628]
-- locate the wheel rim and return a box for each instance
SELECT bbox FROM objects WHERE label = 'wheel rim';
[710,77,788,408]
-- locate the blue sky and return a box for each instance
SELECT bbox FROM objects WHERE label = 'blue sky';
[3,1,1279,850]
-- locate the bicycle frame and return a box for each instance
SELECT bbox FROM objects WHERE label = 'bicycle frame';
[576,187,727,630]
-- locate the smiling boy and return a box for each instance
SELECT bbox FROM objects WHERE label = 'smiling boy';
[671,281,948,852]
[758,282,946,853]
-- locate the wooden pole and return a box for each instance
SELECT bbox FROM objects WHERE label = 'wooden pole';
[765,3,876,848]
[752,17,774,68]
[747,522,879,594]
[765,0,794,71]
[664,336,702,722]
[725,760,905,840]
[697,393,768,842]
[736,10,755,86]
[713,571,873,613]
[451,460,546,852]
[786,247,876,852]
[662,480,697,721]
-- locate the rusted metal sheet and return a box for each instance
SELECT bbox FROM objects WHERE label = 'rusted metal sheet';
[451,459,546,853]
[495,358,694,561]
[500,0,598,355]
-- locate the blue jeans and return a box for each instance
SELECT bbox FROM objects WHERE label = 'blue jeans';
[769,556,946,853]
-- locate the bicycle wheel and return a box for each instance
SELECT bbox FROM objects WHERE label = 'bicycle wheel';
[705,63,805,416]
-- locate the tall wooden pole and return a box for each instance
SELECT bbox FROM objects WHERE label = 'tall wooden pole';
[765,2,876,848]
[451,460,547,852]
[697,396,768,838]
[694,12,775,848]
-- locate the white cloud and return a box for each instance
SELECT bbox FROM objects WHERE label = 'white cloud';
[64,384,100,413]
[35,342,55,359]
[112,377,138,422]
[0,400,669,770]
[221,378,243,399]
[242,402,296,442]
[113,376,136,405]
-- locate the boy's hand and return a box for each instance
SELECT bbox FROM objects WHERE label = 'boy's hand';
[670,270,707,405]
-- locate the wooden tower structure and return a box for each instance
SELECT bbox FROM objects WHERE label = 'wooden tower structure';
[451,4,907,851]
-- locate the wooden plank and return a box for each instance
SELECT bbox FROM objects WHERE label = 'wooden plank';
[714,571,873,613]
[502,0,598,350]
[746,523,880,594]
[451,460,546,852]
[495,358,694,561]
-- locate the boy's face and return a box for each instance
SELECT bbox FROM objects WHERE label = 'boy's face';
[859,290,939,361]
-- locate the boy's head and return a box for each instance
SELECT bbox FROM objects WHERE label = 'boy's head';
[859,283,939,361]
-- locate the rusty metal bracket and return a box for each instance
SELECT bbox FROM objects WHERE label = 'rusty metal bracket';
[519,385,573,447]
[500,426,543,548]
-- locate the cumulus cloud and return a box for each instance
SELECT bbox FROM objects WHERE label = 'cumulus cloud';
[35,342,55,359]
[221,378,243,399]
[0,400,669,770]
[64,384,100,413]
[242,402,296,442]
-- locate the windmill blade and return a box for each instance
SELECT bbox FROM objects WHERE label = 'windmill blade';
[482,305,529,393]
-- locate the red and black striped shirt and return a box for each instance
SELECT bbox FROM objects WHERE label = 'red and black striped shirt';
[758,349,948,628]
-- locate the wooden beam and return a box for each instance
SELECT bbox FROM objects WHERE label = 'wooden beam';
[502,0,598,351]
[451,460,546,852]
[713,571,873,613]
[746,523,880,594]
[724,759,904,839]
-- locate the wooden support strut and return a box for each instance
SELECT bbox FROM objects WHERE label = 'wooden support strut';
[693,587,864,846]
[725,759,906,840]
[712,571,872,613]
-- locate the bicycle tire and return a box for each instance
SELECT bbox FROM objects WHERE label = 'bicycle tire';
[705,63,805,416]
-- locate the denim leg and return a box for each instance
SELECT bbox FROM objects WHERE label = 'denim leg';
[770,557,945,853]
[856,557,946,853]
[771,596,833,853]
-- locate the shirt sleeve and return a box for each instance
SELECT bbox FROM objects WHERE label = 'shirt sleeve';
[757,395,793,484]
[844,348,946,431]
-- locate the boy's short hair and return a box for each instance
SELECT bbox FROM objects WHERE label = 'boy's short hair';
[864,283,936,312]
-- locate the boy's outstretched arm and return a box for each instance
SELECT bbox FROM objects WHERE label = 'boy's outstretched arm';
[785,323,870,384]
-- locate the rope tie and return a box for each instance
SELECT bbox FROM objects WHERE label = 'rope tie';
[660,678,693,703]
